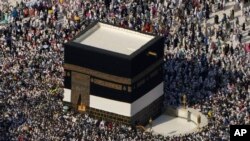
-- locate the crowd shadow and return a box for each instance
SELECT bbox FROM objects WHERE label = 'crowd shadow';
[163,53,245,109]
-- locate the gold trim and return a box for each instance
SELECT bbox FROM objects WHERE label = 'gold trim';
[122,86,127,91]
[64,58,163,85]
[147,51,157,57]
[93,78,123,91]
[67,72,71,77]
[64,63,131,84]
[128,86,131,92]
[71,72,90,106]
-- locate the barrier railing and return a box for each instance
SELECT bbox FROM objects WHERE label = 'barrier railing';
[164,106,208,132]
[136,125,147,132]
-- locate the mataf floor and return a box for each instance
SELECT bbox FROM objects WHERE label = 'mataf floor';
[146,114,197,136]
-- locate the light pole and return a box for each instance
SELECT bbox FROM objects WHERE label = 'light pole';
[149,117,152,134]
[197,114,201,130]
[182,94,187,109]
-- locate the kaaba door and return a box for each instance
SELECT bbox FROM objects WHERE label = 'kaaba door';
[71,72,90,111]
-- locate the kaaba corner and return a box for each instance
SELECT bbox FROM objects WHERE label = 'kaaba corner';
[63,21,165,125]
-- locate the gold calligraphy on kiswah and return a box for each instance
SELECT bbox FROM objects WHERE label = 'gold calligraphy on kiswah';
[93,78,123,91]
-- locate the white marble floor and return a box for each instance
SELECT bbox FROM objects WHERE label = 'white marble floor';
[146,115,197,137]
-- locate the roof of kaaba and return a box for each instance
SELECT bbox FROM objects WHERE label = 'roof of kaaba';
[64,21,165,78]
[73,22,154,55]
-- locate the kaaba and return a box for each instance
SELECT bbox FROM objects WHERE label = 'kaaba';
[63,21,164,125]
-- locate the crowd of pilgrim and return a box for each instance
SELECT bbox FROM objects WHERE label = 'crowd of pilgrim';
[0,0,249,140]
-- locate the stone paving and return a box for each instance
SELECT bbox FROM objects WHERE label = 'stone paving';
[146,114,197,137]
[145,107,208,136]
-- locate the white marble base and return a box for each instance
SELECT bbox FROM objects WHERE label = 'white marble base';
[145,107,208,136]
[146,114,197,136]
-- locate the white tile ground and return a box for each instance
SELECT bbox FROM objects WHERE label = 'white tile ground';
[146,114,197,137]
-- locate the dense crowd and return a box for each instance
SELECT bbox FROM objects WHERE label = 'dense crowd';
[0,0,249,140]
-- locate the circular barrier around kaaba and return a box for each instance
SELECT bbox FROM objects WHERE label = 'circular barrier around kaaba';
[164,106,208,132]
[144,106,209,136]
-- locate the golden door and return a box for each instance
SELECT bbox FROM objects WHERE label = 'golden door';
[71,71,90,111]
